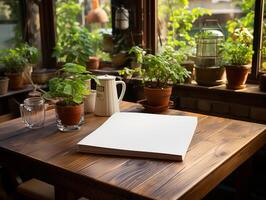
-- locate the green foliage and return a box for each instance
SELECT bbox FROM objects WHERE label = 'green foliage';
[227,0,255,35]
[0,43,38,73]
[56,0,81,44]
[45,63,98,105]
[19,43,39,64]
[221,28,253,65]
[129,46,145,63]
[160,0,211,49]
[53,27,94,65]
[121,46,190,88]
[221,41,253,65]
[54,0,106,65]
[118,67,137,77]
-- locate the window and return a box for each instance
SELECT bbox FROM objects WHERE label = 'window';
[0,0,23,50]
[54,0,112,66]
[158,0,255,56]
[156,0,266,81]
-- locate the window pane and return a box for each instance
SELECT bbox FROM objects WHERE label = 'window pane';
[54,0,112,66]
[158,0,255,55]
[0,0,23,50]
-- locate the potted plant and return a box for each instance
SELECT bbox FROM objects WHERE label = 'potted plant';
[0,44,38,90]
[20,43,39,84]
[221,27,253,90]
[86,31,103,69]
[44,63,98,131]
[121,46,189,110]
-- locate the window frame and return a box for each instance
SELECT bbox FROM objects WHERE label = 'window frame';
[31,0,266,80]
[147,0,265,82]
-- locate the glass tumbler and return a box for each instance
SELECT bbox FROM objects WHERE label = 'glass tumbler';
[20,97,45,129]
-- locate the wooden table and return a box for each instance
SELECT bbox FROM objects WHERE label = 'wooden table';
[0,101,266,200]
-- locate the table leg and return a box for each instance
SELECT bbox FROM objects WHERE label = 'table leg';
[54,185,77,200]
[234,159,252,200]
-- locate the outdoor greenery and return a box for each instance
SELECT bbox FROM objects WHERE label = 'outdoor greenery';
[159,0,211,50]
[54,0,106,65]
[0,43,38,73]
[227,0,255,35]
[56,0,81,42]
[121,46,190,88]
[53,27,95,65]
[45,63,98,105]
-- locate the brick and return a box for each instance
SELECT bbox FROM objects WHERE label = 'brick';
[180,97,197,110]
[250,107,266,122]
[230,103,250,118]
[197,99,211,112]
[212,101,229,115]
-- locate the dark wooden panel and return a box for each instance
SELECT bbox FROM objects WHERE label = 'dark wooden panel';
[39,0,56,68]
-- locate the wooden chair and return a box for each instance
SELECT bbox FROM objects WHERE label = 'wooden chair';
[16,179,54,200]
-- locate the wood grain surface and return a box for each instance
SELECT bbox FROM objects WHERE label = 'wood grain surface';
[0,101,265,200]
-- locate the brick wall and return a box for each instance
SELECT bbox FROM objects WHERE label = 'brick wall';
[178,97,266,123]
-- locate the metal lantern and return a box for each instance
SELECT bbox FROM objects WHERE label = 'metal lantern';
[115,6,129,30]
[196,19,224,67]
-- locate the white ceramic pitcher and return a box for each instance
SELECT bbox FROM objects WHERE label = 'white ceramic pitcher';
[94,75,126,116]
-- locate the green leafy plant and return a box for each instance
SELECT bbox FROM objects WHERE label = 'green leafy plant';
[45,63,98,105]
[221,27,253,65]
[221,42,253,65]
[129,46,145,64]
[56,0,81,44]
[120,46,190,88]
[0,43,38,73]
[53,27,94,65]
[227,0,255,36]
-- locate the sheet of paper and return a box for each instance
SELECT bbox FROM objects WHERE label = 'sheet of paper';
[78,112,197,160]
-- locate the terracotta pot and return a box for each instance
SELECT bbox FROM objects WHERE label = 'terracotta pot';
[5,72,24,90]
[0,76,9,95]
[99,61,112,68]
[31,69,57,85]
[86,56,100,69]
[195,66,225,86]
[181,61,195,84]
[55,102,84,126]
[225,64,251,90]
[144,87,172,107]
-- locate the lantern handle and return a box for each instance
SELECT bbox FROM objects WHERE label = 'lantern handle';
[202,19,225,35]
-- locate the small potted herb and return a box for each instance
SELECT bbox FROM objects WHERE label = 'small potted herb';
[44,63,98,131]
[221,27,253,89]
[0,44,38,90]
[121,46,189,110]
